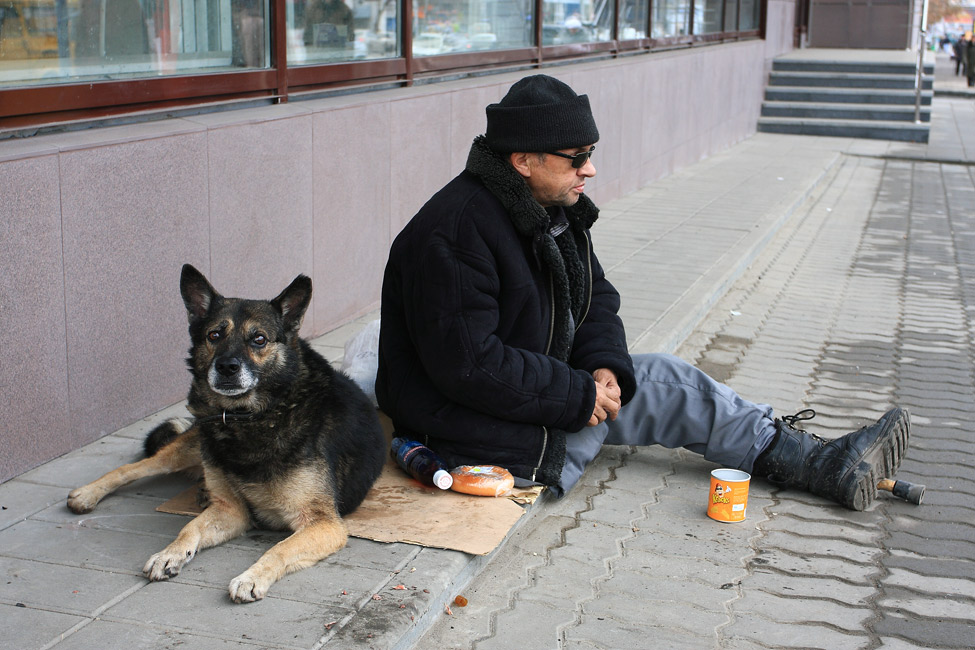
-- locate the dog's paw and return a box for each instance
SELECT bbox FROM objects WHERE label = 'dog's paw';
[229,571,270,603]
[67,487,99,514]
[143,547,194,581]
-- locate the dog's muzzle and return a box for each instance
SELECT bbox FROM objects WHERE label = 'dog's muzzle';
[209,357,258,396]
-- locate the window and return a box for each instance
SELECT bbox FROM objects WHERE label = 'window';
[740,0,760,30]
[693,0,723,34]
[651,0,689,37]
[723,0,737,31]
[410,0,531,55]
[0,0,765,129]
[287,0,400,64]
[0,0,270,89]
[619,0,648,40]
[541,0,613,46]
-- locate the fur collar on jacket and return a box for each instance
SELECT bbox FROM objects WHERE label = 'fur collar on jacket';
[465,135,599,362]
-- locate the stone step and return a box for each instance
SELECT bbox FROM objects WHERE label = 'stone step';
[761,101,931,123]
[757,116,930,143]
[768,70,933,90]
[764,86,933,105]
[772,59,933,76]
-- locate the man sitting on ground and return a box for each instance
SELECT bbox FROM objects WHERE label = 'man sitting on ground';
[376,74,910,510]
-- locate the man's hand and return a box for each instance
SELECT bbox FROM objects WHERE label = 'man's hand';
[588,368,622,426]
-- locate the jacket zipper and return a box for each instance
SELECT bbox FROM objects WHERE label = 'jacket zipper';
[544,273,555,354]
[534,232,594,481]
[535,270,555,482]
[576,232,593,330]
[531,426,549,482]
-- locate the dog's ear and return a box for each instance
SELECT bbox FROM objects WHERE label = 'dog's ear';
[271,275,312,333]
[180,264,221,324]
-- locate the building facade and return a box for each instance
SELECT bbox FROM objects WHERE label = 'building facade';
[806,0,925,49]
[0,0,797,482]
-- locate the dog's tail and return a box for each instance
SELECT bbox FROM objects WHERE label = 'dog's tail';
[144,417,193,457]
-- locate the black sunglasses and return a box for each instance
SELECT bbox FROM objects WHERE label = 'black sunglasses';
[547,145,596,168]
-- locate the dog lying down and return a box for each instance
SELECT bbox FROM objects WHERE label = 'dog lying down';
[67,264,386,603]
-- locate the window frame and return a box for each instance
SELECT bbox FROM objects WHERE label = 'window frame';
[0,0,766,131]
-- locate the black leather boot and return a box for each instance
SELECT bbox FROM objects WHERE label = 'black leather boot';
[752,408,910,511]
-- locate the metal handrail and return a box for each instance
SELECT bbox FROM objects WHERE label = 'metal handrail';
[914,0,930,124]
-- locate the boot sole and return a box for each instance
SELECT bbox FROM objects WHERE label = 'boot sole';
[846,408,911,511]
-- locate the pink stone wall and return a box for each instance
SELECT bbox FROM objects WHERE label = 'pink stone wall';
[0,37,790,482]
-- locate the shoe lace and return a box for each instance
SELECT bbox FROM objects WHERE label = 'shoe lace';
[782,408,816,427]
[781,408,829,443]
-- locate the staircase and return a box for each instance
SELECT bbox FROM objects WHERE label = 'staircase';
[758,53,933,143]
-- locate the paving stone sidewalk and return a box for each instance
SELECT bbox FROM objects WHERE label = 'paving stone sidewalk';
[418,106,975,648]
[3,91,974,649]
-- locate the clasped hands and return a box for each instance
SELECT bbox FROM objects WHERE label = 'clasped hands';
[588,368,622,426]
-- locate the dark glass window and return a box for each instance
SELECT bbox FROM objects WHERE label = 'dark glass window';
[0,0,766,130]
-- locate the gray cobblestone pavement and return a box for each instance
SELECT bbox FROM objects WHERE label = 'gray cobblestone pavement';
[417,97,975,648]
[692,153,974,649]
[2,58,974,648]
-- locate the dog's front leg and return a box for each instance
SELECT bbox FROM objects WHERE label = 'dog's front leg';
[144,474,249,581]
[68,420,200,514]
[228,517,348,603]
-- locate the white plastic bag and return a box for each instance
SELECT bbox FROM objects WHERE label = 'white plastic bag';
[340,319,381,407]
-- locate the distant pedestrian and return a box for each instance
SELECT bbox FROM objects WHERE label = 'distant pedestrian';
[953,35,965,76]
[964,33,975,87]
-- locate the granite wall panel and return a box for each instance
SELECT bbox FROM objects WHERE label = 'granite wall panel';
[388,91,456,238]
[199,109,316,329]
[0,154,70,480]
[58,130,209,443]
[311,102,391,331]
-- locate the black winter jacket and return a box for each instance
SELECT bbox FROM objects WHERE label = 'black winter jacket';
[376,138,636,485]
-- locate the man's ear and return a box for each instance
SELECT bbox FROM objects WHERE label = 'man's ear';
[508,151,533,179]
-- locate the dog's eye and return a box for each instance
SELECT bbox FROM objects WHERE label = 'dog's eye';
[253,334,267,347]
[207,330,221,342]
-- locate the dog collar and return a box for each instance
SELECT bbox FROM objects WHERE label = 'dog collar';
[195,410,264,425]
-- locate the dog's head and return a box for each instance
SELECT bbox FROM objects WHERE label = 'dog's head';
[179,264,312,407]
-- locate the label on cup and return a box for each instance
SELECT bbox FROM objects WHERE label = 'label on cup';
[707,468,750,523]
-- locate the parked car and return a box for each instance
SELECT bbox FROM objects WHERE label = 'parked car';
[470,33,497,50]
[366,30,397,56]
[443,33,471,52]
[413,32,446,56]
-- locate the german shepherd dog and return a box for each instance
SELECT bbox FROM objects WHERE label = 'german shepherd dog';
[67,264,386,603]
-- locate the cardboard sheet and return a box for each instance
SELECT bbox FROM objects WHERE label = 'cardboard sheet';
[157,460,542,556]
[345,461,529,555]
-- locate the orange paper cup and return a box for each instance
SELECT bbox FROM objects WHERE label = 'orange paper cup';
[707,469,750,522]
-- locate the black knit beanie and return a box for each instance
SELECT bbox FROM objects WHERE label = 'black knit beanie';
[485,74,599,153]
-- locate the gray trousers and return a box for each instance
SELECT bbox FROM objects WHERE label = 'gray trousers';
[554,353,778,496]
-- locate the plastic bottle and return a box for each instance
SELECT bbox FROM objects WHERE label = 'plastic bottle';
[390,437,453,490]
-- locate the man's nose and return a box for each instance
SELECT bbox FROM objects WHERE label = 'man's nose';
[579,158,596,176]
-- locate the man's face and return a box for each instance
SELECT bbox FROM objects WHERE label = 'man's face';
[520,145,596,208]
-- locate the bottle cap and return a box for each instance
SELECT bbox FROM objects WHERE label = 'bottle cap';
[432,469,453,490]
